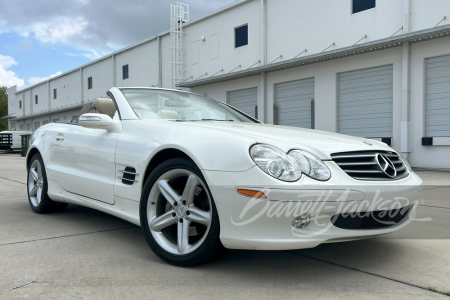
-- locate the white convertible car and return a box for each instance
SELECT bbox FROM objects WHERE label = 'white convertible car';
[26,87,422,266]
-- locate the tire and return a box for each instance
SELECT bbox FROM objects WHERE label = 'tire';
[27,153,68,213]
[140,158,225,266]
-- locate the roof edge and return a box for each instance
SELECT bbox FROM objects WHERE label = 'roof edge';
[1,115,16,120]
[177,23,450,88]
[7,103,88,121]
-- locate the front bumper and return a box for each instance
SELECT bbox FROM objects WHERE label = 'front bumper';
[203,161,423,250]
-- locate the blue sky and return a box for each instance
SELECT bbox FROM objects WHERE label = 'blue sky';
[0,0,235,89]
[0,31,91,86]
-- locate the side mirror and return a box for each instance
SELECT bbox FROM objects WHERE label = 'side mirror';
[78,113,113,131]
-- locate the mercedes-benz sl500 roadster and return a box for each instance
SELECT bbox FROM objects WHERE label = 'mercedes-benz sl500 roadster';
[26,87,422,266]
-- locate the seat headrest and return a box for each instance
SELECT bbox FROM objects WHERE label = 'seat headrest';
[157,110,179,119]
[93,98,116,118]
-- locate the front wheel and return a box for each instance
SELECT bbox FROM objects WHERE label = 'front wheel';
[140,158,225,266]
[27,153,68,213]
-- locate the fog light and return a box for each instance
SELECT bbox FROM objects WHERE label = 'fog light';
[292,214,310,228]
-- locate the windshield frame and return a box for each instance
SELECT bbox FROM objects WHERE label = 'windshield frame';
[119,87,261,124]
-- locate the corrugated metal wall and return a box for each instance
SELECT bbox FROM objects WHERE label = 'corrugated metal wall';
[227,88,258,119]
[274,78,314,128]
[338,65,393,138]
[425,55,450,137]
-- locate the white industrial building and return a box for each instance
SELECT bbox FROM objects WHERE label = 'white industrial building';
[4,0,450,168]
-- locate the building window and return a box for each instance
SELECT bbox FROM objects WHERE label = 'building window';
[353,0,376,14]
[88,77,93,89]
[35,95,38,104]
[123,65,129,80]
[19,101,22,109]
[19,124,24,130]
[26,123,31,131]
[52,119,59,123]
[34,122,40,130]
[235,24,248,48]
[54,89,57,99]
[43,120,49,125]
[10,122,16,130]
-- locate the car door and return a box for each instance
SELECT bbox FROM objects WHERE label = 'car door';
[50,123,120,204]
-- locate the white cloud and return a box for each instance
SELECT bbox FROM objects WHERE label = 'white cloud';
[0,54,17,69]
[64,49,107,61]
[0,0,236,60]
[28,71,62,86]
[19,17,89,45]
[0,54,25,88]
[63,52,81,57]
[0,20,7,34]
[83,49,101,60]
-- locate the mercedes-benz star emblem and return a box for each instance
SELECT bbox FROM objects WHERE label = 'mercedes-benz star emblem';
[376,154,397,178]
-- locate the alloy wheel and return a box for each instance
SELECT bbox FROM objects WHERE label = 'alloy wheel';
[28,159,43,207]
[147,169,212,255]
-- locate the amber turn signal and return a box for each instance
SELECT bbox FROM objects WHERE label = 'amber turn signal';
[237,189,267,199]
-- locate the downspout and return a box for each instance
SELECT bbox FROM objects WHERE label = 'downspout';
[112,55,116,88]
[80,68,84,104]
[157,36,163,87]
[401,0,412,159]
[260,0,267,65]
[31,87,34,130]
[29,87,32,125]
[403,0,411,33]
[47,80,51,119]
[259,0,267,123]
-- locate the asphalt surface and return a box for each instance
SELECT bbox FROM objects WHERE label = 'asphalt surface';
[0,154,449,299]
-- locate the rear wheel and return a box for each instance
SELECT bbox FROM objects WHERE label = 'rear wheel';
[140,158,225,266]
[27,153,68,213]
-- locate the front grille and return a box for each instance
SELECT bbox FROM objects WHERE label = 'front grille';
[331,205,413,230]
[331,150,409,181]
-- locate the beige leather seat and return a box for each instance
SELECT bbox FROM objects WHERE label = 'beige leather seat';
[77,98,116,121]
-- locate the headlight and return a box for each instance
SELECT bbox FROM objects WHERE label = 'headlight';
[250,145,331,182]
[288,150,331,181]
[250,144,302,181]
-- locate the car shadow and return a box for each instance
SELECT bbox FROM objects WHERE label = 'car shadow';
[10,201,413,281]
[65,205,406,272]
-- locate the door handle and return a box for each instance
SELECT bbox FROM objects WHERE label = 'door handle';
[55,133,64,142]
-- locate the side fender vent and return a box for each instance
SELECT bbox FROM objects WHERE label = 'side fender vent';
[118,167,139,185]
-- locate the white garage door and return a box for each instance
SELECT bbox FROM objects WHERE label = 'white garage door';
[275,78,314,128]
[425,55,450,137]
[228,88,258,119]
[338,65,393,138]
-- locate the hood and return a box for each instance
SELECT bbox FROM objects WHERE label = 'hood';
[164,121,393,160]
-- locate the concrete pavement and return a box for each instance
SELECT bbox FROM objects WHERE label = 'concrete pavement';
[0,154,449,299]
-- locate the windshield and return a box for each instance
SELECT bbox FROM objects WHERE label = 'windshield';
[120,89,257,123]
